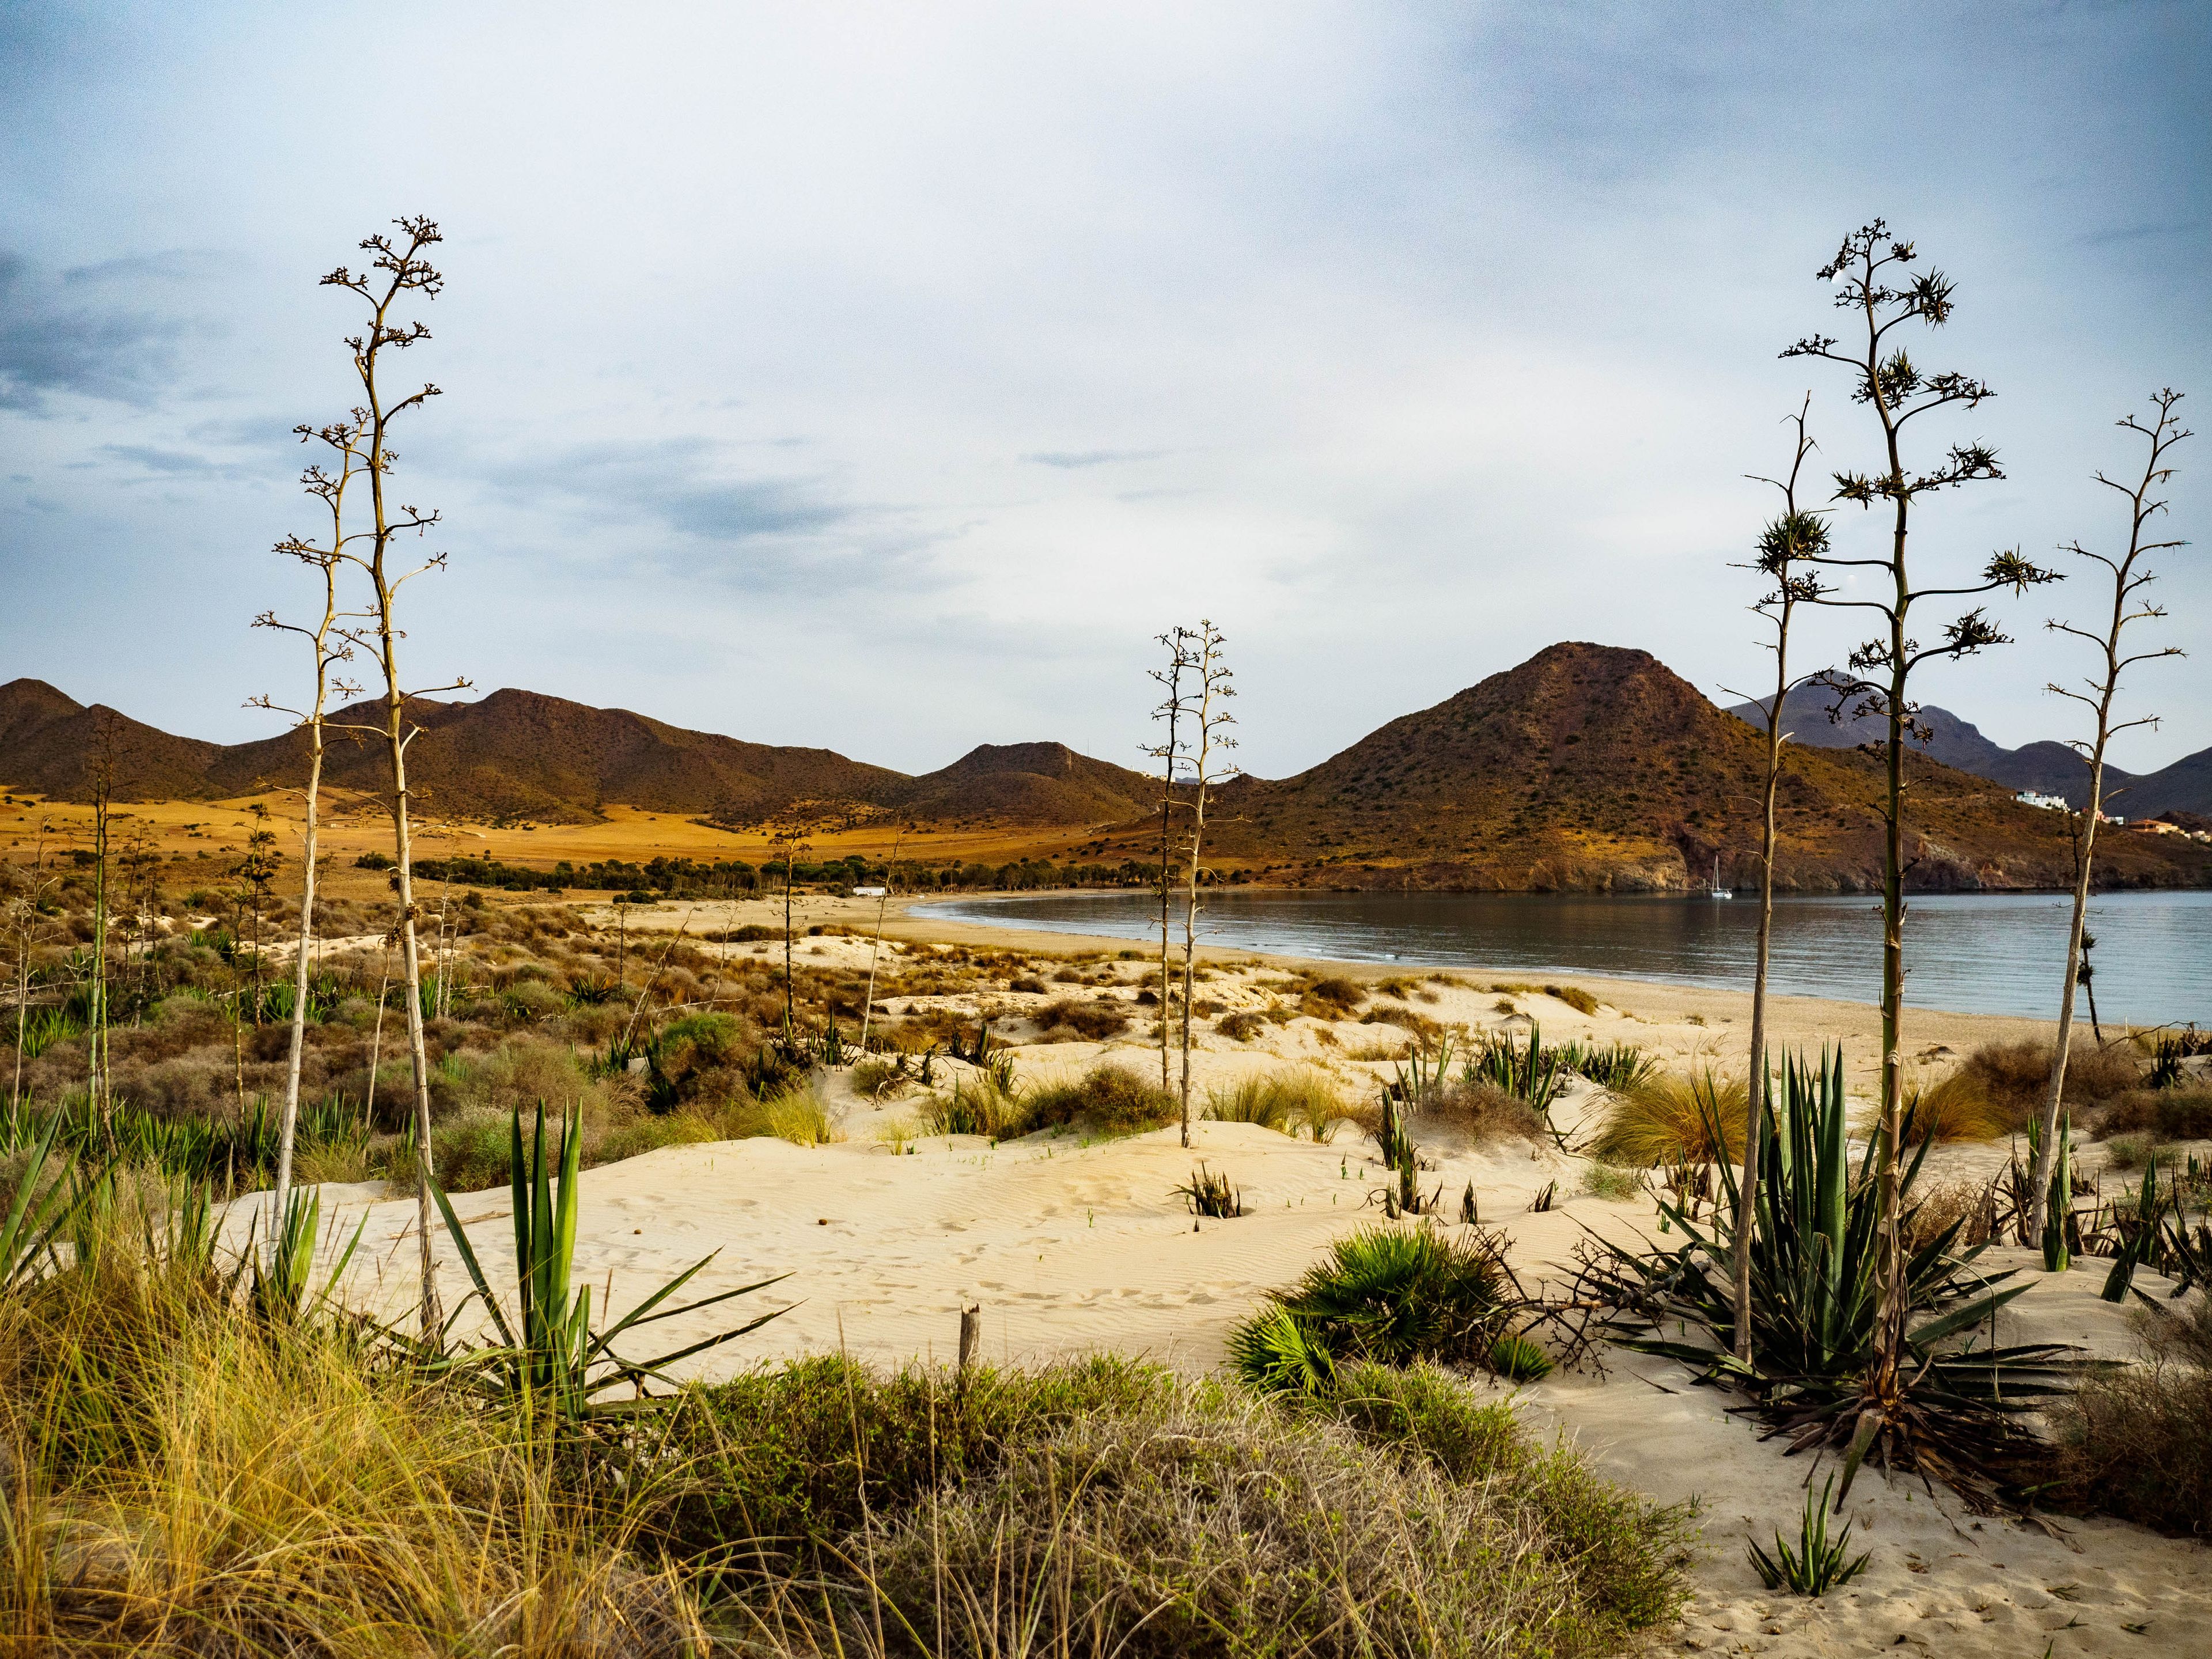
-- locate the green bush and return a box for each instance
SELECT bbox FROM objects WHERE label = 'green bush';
[1228,1225,1513,1383]
[1024,1063,1177,1135]
[654,1354,1689,1656]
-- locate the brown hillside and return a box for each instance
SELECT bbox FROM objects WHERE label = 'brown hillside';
[198,688,907,825]
[0,679,222,801]
[882,742,1157,827]
[1178,643,2211,892]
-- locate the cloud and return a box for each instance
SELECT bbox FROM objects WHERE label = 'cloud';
[101,443,256,482]
[0,249,215,414]
[1021,448,1168,468]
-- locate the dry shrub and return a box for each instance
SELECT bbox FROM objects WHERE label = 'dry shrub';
[1303,976,1367,1016]
[2046,1298,2212,1536]
[2152,1088,2212,1141]
[1900,1176,1998,1251]
[716,1079,842,1146]
[1034,998,1132,1043]
[1896,1070,2014,1145]
[1361,1005,1442,1040]
[1959,1039,2142,1131]
[1589,1072,1747,1166]
[1417,1079,1546,1147]
[716,1364,1687,1657]
[1546,983,1600,1016]
[1215,1010,1267,1041]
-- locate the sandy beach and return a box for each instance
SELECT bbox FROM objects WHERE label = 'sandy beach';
[219,895,2212,1658]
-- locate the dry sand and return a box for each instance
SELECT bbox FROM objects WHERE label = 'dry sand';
[240,898,2209,1657]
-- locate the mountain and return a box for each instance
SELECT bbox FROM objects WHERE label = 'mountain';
[202,687,907,825]
[0,679,1138,831]
[0,680,222,801]
[1725,683,2212,817]
[883,743,1157,827]
[1723,684,2135,799]
[9,654,2210,891]
[1187,643,2209,892]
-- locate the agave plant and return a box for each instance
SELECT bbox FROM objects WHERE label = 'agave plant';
[249,1185,364,1324]
[2099,1161,2168,1304]
[1585,1047,2077,1508]
[1,1116,110,1293]
[1748,1475,1869,1596]
[1228,1225,1516,1388]
[1467,1024,1570,1120]
[431,1100,789,1415]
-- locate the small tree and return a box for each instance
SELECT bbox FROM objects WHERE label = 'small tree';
[768,824,812,1045]
[1781,219,2056,1471]
[86,713,121,1149]
[2027,389,2190,1237]
[5,821,60,1118]
[1143,628,1196,1094]
[322,216,471,1337]
[1725,395,1833,1368]
[1176,622,1237,1148]
[252,425,362,1240]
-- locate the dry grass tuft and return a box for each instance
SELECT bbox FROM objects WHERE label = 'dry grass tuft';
[1893,1070,2014,1145]
[0,1260,705,1654]
[1205,1068,1346,1138]
[1589,1071,1747,1167]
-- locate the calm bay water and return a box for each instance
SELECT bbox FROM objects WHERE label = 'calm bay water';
[912,889,2212,1026]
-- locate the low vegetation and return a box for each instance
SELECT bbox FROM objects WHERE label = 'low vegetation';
[1589,1069,1747,1166]
[2045,1296,2212,1536]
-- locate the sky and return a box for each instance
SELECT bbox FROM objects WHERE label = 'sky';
[3,1,2209,782]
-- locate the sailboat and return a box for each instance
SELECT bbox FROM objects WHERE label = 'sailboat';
[1709,855,1733,900]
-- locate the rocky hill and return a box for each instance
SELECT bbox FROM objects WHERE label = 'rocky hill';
[1195,643,2210,892]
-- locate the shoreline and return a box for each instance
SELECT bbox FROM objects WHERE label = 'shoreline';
[598,891,2067,1088]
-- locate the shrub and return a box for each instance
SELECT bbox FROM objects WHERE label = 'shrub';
[659,1355,1687,1656]
[1023,1063,1177,1135]
[1892,1069,2013,1144]
[1960,1039,2141,1130]
[1589,1070,1747,1166]
[1214,1009,1266,1041]
[1546,983,1600,1016]
[1580,1162,1645,1202]
[1228,1225,1514,1381]
[1204,1067,1343,1137]
[1416,1078,1546,1146]
[1303,975,1366,1016]
[917,1074,1028,1139]
[2154,1088,2212,1140]
[0,1250,703,1653]
[847,1057,912,1100]
[1033,997,1132,1041]
[2045,1298,2212,1536]
[718,1079,841,1146]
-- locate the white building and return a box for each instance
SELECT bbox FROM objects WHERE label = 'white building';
[2014,790,2069,811]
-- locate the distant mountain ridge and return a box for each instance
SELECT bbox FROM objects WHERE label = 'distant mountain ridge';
[1724,684,2212,818]
[0,679,1155,831]
[7,652,2209,892]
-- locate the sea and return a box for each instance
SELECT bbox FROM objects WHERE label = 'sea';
[910,888,2212,1027]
